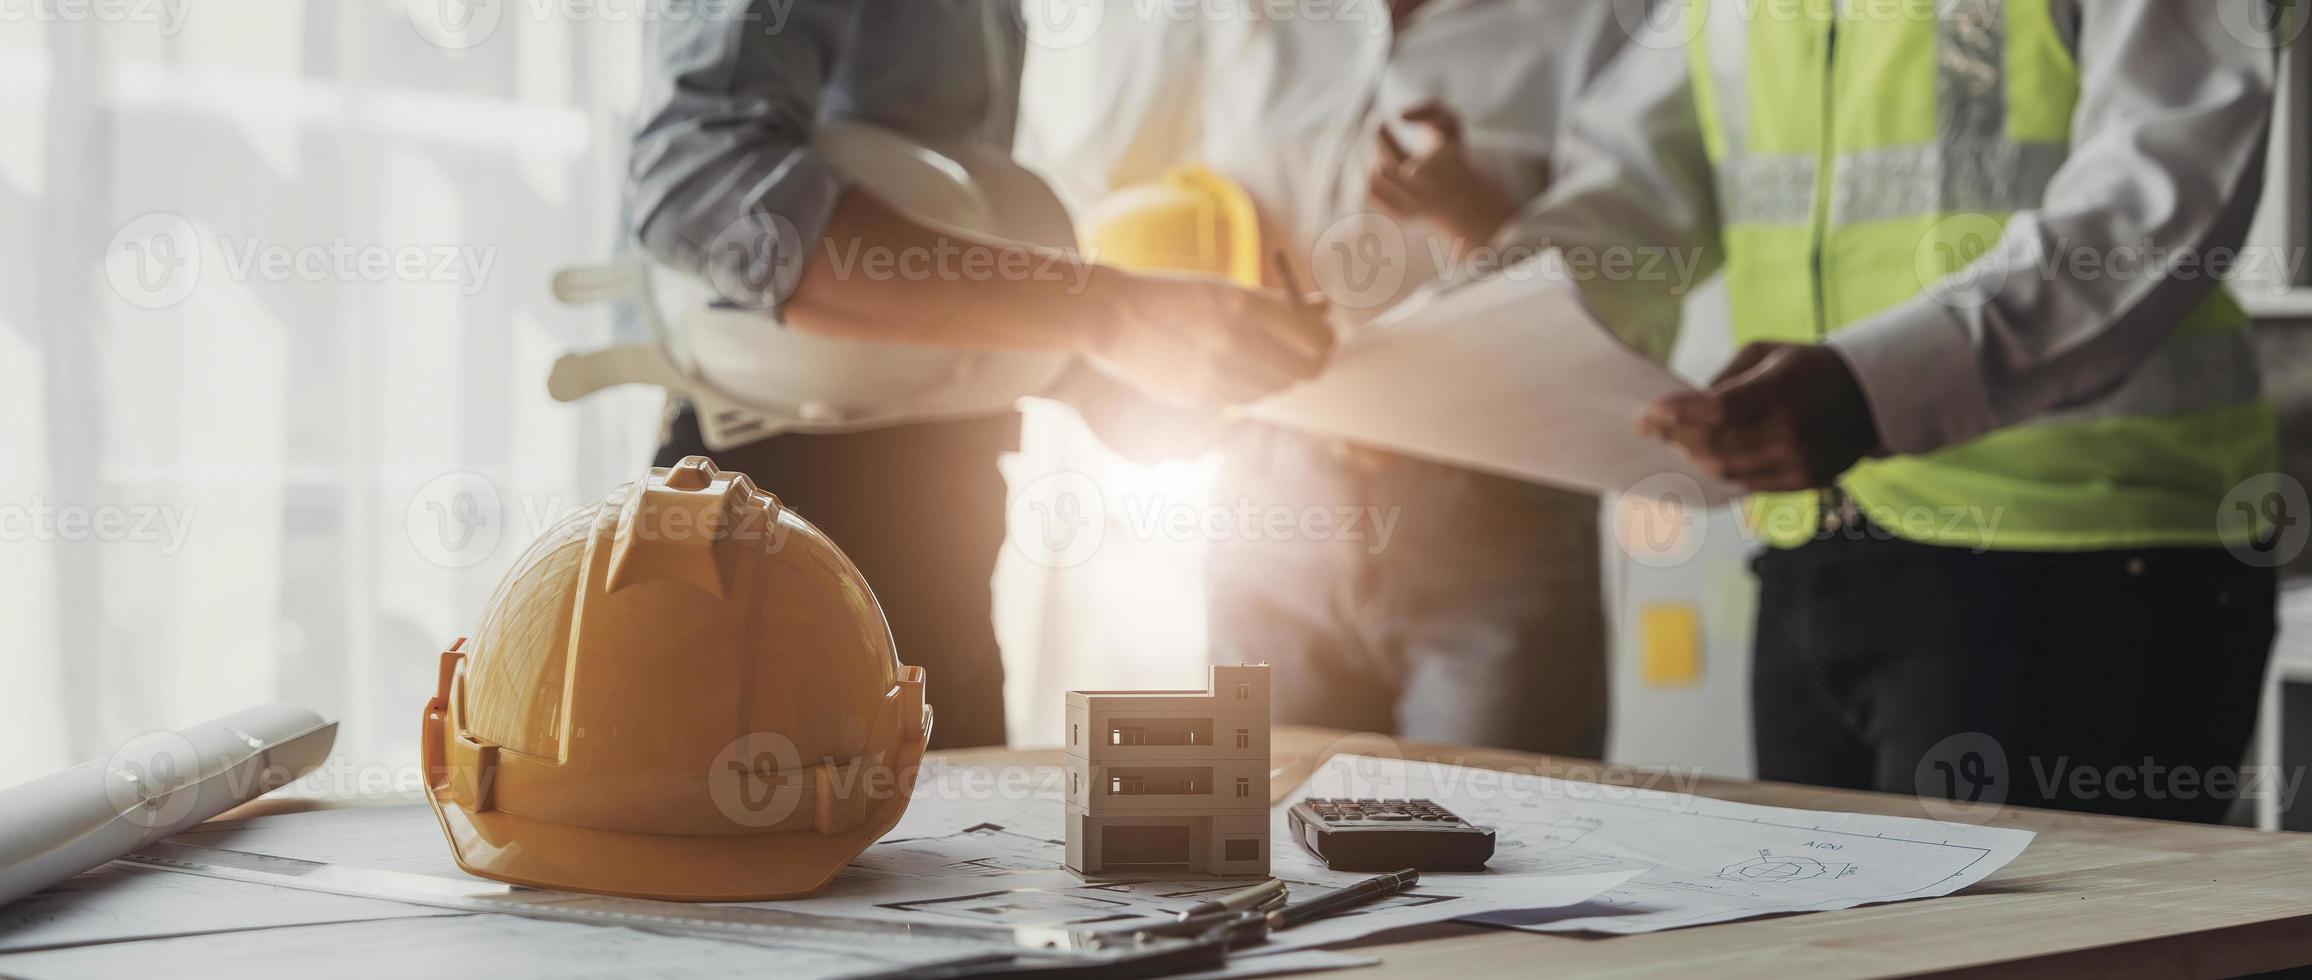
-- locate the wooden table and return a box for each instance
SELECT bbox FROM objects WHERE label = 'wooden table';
[940,726,2312,979]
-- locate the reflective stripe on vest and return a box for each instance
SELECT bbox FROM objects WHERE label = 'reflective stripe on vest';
[1687,0,2273,551]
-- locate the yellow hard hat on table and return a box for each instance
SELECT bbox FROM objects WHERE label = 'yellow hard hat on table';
[421,456,929,901]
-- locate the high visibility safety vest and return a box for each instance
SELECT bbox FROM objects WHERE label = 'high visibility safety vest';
[1686,0,2275,551]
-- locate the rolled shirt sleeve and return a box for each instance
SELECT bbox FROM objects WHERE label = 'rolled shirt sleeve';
[1827,0,2277,456]
[628,0,858,309]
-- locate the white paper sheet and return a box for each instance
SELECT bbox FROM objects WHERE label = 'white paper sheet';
[1246,264,1735,504]
[1290,755,2035,934]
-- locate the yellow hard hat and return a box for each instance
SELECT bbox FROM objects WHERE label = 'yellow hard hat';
[421,455,929,901]
[1079,166,1265,287]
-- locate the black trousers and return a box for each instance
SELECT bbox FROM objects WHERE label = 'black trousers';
[1752,522,2276,824]
[657,407,1018,750]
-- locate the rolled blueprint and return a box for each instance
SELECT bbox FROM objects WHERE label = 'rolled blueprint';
[0,703,336,906]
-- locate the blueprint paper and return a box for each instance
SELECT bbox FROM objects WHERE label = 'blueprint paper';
[0,703,336,907]
[857,759,1637,949]
[0,865,454,953]
[0,912,969,980]
[1289,755,2035,934]
[85,760,1629,955]
[1245,263,1737,504]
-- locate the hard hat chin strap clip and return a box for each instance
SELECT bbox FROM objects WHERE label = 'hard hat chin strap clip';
[422,639,503,814]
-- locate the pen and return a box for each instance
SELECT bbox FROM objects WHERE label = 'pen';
[1176,878,1287,920]
[1272,249,1321,311]
[1267,868,1421,931]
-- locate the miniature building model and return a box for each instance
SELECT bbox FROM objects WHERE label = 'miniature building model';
[1064,665,1270,878]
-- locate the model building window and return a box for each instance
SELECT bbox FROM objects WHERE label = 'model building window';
[1071,723,1078,746]
[1234,777,1250,798]
[1071,772,1079,794]
[1105,767,1212,795]
[1224,838,1259,862]
[1234,729,1249,749]
[1235,681,1250,700]
[1107,719,1210,746]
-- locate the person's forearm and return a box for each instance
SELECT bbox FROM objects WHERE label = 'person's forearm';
[783,187,1125,356]
[1825,0,2274,456]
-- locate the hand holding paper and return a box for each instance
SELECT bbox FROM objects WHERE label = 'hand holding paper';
[1246,265,1735,505]
[1640,341,1882,492]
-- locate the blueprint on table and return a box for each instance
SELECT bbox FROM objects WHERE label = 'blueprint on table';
[1288,754,2035,934]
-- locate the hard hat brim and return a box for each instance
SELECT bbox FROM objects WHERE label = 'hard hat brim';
[423,735,927,903]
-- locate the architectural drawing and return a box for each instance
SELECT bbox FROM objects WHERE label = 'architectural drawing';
[1716,852,1856,883]
[1063,665,1271,878]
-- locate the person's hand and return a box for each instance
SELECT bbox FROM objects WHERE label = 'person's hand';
[1085,271,1334,410]
[1367,102,1521,246]
[1639,342,1882,492]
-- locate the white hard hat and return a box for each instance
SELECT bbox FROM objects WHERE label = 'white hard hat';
[548,120,1078,447]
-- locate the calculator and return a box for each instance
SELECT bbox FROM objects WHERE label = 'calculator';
[1287,798,1496,872]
